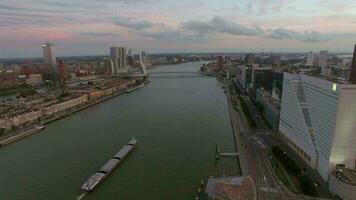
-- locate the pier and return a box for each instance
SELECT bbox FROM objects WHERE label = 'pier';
[215,144,239,159]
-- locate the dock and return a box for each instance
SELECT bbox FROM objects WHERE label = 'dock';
[81,138,138,192]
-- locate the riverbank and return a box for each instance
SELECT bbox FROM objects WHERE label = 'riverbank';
[224,80,250,176]
[0,83,145,147]
[0,61,238,200]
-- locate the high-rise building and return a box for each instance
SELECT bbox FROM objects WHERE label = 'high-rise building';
[279,73,356,181]
[349,44,356,84]
[306,51,314,66]
[252,68,274,97]
[318,51,328,67]
[110,46,126,74]
[42,43,57,67]
[216,56,224,69]
[104,58,115,76]
[245,53,255,65]
[42,43,59,86]
[225,56,232,65]
[319,51,328,76]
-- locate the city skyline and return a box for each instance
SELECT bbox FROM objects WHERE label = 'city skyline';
[0,0,356,58]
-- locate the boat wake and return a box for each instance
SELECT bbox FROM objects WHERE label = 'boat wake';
[76,193,87,200]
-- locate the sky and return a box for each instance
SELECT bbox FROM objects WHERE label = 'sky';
[0,0,356,58]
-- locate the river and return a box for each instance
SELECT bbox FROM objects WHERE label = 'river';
[0,61,239,200]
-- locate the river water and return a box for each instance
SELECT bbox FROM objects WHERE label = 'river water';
[0,62,239,200]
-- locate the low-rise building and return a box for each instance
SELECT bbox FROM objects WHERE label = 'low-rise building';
[45,95,88,115]
[11,110,43,127]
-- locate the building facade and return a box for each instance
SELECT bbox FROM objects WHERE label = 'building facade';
[45,95,88,115]
[42,43,57,68]
[279,73,356,181]
[306,51,314,66]
[245,53,255,65]
[110,47,126,74]
[349,44,356,84]
[252,68,274,97]
[256,88,281,132]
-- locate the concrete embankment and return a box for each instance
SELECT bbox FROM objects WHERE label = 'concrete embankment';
[225,83,250,176]
[0,126,43,146]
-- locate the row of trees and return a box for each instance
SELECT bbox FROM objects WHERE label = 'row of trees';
[239,96,257,129]
[252,100,272,129]
[271,146,318,196]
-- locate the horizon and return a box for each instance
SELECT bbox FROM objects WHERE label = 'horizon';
[0,50,354,60]
[0,0,356,58]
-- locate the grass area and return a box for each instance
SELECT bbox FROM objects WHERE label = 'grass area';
[268,152,292,188]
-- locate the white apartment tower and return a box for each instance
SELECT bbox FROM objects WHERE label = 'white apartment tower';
[279,73,356,181]
[306,51,314,66]
[110,46,126,74]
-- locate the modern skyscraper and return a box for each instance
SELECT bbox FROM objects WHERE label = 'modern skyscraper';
[110,47,126,74]
[42,43,59,86]
[306,51,314,66]
[279,73,356,181]
[349,44,356,84]
[42,43,56,67]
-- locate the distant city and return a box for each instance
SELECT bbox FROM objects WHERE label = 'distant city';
[1,40,356,199]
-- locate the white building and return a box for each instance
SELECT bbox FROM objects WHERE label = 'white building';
[279,73,356,181]
[306,51,314,66]
[110,46,126,74]
[42,43,56,67]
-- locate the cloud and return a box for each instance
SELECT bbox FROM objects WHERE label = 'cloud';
[267,28,327,42]
[137,30,182,40]
[182,16,264,36]
[112,16,154,30]
[80,32,119,37]
[132,16,327,43]
[210,16,264,36]
[182,20,214,34]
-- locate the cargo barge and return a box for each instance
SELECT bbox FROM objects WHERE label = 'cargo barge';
[81,138,137,192]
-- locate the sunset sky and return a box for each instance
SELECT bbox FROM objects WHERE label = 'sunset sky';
[0,0,356,58]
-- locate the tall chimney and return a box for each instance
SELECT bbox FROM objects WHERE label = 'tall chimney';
[349,44,356,84]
